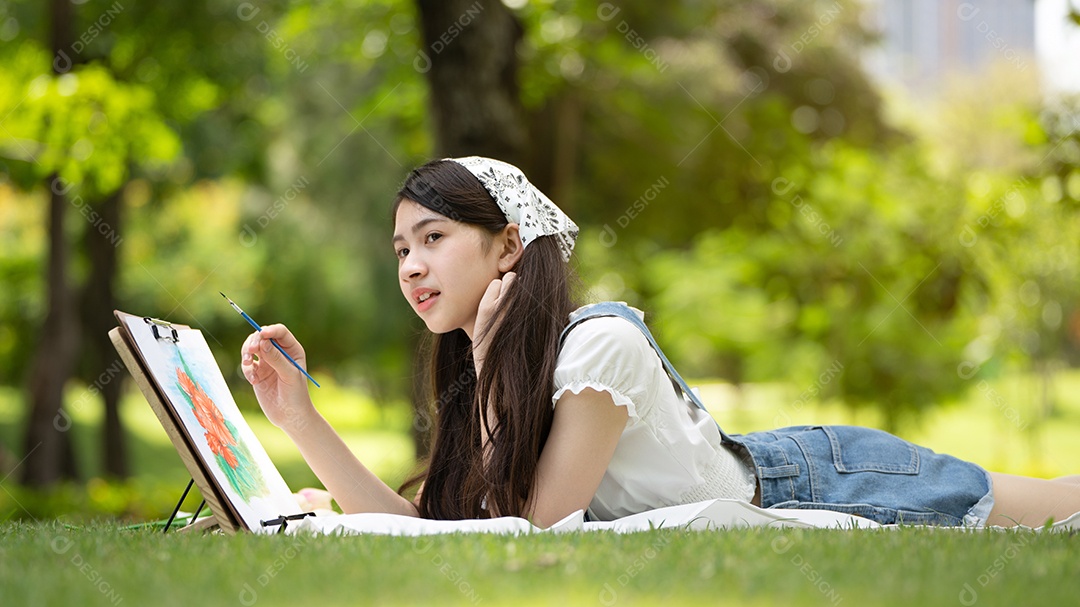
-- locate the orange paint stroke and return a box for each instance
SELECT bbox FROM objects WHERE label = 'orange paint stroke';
[176,367,239,468]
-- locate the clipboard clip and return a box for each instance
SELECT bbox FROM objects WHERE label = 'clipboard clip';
[260,511,317,534]
[143,317,179,342]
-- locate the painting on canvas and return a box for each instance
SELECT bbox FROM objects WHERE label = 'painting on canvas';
[124,317,301,531]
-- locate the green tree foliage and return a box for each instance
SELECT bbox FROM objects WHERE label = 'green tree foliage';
[0,40,180,385]
[1,0,1078,454]
[639,141,983,431]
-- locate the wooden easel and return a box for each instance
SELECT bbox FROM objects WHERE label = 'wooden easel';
[109,312,243,535]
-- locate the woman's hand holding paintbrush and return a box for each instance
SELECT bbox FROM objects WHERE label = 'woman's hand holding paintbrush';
[225,293,320,433]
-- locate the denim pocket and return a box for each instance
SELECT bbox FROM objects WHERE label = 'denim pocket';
[771,501,961,526]
[821,426,920,475]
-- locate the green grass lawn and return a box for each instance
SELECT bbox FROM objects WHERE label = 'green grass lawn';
[1,521,1076,607]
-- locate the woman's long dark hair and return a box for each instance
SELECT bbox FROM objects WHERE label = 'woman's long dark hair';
[393,159,583,520]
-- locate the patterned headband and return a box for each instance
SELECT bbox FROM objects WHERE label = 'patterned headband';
[446,156,579,263]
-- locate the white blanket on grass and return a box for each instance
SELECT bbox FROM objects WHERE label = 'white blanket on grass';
[283,499,1080,536]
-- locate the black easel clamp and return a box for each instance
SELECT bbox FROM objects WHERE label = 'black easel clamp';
[143,317,179,342]
[260,512,317,534]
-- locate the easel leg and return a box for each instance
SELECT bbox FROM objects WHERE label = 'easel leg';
[164,479,194,534]
[177,515,220,534]
[188,500,206,525]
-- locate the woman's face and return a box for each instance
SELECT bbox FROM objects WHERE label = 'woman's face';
[393,199,506,340]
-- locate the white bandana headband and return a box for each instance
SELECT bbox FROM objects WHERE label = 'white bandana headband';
[446,156,579,263]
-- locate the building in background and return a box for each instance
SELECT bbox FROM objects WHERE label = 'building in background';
[862,0,1078,95]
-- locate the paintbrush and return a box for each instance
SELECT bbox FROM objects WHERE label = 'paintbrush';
[221,292,321,388]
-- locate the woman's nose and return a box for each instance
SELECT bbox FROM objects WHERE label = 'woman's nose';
[399,254,425,280]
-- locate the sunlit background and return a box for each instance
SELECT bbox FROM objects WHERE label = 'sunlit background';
[1,0,1079,522]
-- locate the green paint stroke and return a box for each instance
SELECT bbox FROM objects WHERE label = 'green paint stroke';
[174,347,269,502]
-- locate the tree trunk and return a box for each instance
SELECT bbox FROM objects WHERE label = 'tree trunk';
[522,91,583,208]
[0,440,14,477]
[80,190,128,479]
[415,0,527,168]
[22,176,80,487]
[21,0,81,488]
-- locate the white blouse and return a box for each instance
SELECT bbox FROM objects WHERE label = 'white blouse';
[551,305,757,521]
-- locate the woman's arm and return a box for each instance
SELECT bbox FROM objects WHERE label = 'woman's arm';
[527,386,628,528]
[242,324,418,517]
[282,409,418,516]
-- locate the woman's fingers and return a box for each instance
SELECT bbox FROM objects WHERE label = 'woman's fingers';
[292,488,333,513]
[299,487,334,511]
[481,276,502,307]
[251,326,308,382]
[293,491,313,512]
[242,332,253,357]
[258,324,305,357]
[241,333,260,384]
[480,272,516,314]
[260,323,295,344]
[495,271,516,298]
[255,335,292,376]
[240,325,307,379]
[241,325,296,350]
[474,272,517,357]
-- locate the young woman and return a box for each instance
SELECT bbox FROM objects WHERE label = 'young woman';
[242,156,1080,529]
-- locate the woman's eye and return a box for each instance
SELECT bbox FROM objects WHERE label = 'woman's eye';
[395,234,439,259]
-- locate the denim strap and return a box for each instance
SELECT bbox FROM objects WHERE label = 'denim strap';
[557,301,735,443]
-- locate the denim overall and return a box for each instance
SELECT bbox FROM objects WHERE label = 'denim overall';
[558,301,995,527]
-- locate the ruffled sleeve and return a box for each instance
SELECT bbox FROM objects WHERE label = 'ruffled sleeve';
[551,316,660,421]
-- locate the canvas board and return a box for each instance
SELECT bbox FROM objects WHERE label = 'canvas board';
[113,311,302,533]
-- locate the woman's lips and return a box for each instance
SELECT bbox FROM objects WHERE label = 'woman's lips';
[417,292,440,312]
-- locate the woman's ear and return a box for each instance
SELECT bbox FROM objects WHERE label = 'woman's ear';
[497,223,525,272]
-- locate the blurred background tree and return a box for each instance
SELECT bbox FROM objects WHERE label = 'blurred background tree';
[0,0,1078,509]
